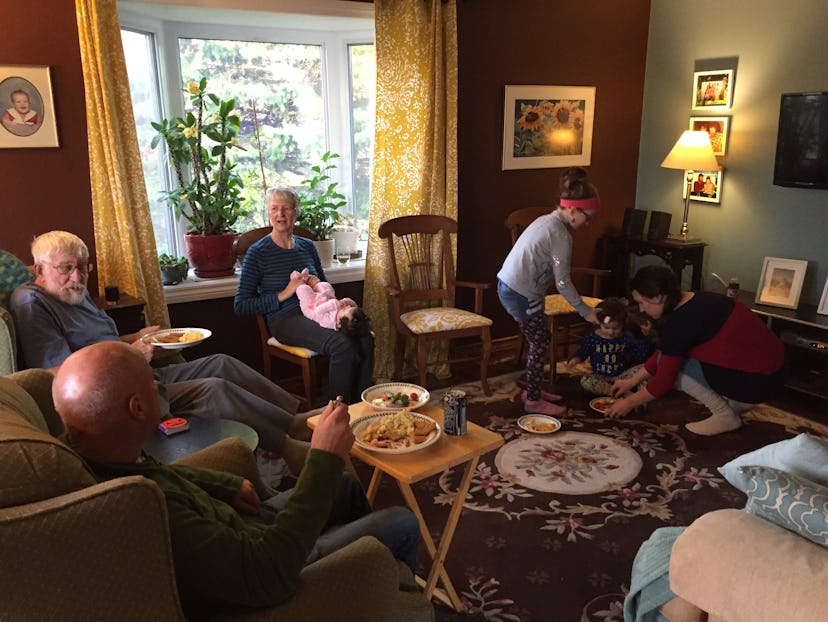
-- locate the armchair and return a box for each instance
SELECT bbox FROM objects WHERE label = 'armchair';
[378,215,493,395]
[0,369,433,622]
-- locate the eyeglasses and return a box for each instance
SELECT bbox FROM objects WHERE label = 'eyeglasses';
[42,261,94,276]
[576,208,594,224]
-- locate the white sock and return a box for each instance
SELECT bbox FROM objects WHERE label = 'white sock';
[676,370,743,436]
[686,410,742,435]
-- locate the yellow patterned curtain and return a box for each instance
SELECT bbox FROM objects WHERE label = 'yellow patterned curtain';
[75,0,169,328]
[365,0,458,381]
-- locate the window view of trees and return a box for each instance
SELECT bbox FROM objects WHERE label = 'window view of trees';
[120,15,374,259]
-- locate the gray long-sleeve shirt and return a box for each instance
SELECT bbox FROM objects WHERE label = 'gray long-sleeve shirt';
[497,210,592,318]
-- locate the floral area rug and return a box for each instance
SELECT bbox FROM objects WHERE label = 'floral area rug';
[355,372,828,622]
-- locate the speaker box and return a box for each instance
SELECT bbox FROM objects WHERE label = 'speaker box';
[621,208,647,237]
[647,210,672,241]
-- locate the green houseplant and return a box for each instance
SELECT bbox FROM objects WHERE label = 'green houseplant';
[151,77,248,277]
[158,254,189,286]
[296,151,347,241]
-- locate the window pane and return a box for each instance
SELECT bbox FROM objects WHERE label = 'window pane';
[349,43,375,240]
[120,28,174,254]
[178,38,326,229]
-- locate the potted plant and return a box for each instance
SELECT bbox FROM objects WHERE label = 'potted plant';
[297,151,347,268]
[158,254,190,285]
[151,77,248,277]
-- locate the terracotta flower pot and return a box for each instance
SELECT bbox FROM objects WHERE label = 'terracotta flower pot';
[184,232,239,278]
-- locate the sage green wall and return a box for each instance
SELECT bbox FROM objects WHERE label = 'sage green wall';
[636,0,828,305]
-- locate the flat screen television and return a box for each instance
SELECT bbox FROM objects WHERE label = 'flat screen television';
[773,91,828,189]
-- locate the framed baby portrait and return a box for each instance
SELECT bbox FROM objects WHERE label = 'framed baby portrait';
[692,70,733,110]
[755,256,808,310]
[0,65,59,149]
[502,84,596,170]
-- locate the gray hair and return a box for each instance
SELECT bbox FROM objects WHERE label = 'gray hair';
[265,185,301,217]
[31,231,89,264]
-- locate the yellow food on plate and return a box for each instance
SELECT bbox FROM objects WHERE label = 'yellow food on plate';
[153,332,184,344]
[360,410,436,448]
[528,420,558,432]
[179,330,204,343]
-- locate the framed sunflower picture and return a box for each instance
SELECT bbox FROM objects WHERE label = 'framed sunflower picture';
[502,85,596,170]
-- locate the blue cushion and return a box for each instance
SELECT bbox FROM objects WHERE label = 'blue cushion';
[718,433,828,493]
[740,465,828,547]
[0,250,31,309]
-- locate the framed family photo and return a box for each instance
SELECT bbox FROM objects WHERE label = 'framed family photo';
[755,256,808,310]
[692,70,733,110]
[682,168,723,203]
[502,84,596,170]
[689,116,729,156]
[818,278,828,316]
[0,65,59,148]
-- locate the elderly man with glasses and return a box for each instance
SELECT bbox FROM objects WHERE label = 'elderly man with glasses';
[9,230,313,473]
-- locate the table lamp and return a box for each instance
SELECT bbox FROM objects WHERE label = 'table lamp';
[660,130,719,242]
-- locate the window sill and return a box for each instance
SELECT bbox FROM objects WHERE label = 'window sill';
[163,259,366,305]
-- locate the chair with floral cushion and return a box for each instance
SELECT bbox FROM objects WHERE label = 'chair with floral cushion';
[378,214,492,395]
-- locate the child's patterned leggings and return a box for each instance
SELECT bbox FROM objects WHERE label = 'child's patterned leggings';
[580,365,643,395]
[519,314,550,401]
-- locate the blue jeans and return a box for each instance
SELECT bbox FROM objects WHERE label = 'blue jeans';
[497,279,543,322]
[260,472,420,572]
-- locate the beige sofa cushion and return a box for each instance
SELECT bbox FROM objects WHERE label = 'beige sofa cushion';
[670,508,828,622]
[0,376,95,508]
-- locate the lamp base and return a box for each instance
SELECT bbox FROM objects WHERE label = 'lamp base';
[667,232,701,244]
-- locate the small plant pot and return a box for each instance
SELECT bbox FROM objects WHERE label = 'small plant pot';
[161,266,183,286]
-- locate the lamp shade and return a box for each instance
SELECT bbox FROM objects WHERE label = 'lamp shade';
[661,130,719,171]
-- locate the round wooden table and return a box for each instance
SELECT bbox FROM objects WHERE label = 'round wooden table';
[143,418,258,463]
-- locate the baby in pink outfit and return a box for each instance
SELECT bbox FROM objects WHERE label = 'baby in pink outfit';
[291,269,371,337]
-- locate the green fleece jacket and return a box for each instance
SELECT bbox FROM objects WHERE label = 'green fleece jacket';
[89,448,344,617]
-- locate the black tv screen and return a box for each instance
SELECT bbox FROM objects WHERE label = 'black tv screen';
[773,92,828,189]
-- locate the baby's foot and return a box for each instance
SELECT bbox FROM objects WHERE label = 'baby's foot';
[522,396,566,416]
[522,389,562,403]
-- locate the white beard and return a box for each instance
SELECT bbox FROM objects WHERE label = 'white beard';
[60,284,87,305]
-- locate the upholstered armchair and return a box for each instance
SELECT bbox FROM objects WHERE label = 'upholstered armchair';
[0,369,434,622]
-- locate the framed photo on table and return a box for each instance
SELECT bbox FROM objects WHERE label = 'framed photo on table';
[689,116,729,156]
[755,257,808,310]
[0,65,59,148]
[692,70,733,110]
[501,84,596,170]
[683,168,723,203]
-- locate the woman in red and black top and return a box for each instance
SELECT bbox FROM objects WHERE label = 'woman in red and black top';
[604,265,786,435]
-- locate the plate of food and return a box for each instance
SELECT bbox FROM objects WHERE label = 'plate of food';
[361,382,430,411]
[352,410,441,454]
[517,414,562,434]
[145,327,212,349]
[589,397,616,414]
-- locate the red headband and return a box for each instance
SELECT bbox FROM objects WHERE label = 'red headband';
[559,197,601,211]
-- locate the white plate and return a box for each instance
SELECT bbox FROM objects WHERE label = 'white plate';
[352,411,441,454]
[589,397,616,414]
[146,327,212,349]
[361,382,430,411]
[517,414,562,434]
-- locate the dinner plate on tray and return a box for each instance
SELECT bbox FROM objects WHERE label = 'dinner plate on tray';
[361,382,430,411]
[589,397,616,414]
[146,327,212,349]
[351,411,441,454]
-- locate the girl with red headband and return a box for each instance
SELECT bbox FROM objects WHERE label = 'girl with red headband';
[497,167,601,416]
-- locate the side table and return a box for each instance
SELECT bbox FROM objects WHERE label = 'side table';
[143,418,259,463]
[600,235,707,295]
[308,402,504,612]
[92,293,146,335]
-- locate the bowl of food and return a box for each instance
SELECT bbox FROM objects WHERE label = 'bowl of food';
[361,382,429,411]
[517,414,562,434]
[352,410,441,453]
[589,397,616,414]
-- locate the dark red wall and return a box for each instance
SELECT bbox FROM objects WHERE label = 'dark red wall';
[0,1,95,289]
[455,0,650,337]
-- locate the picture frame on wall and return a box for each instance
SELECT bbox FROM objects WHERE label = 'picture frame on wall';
[692,70,733,110]
[501,84,596,170]
[689,116,729,156]
[818,278,828,316]
[682,168,723,203]
[755,256,808,310]
[0,65,59,149]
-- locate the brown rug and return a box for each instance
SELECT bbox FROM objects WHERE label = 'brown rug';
[356,372,828,621]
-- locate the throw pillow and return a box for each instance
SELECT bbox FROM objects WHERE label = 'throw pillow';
[718,433,828,493]
[740,465,828,547]
[0,249,32,309]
